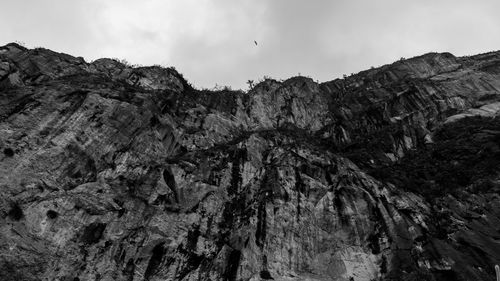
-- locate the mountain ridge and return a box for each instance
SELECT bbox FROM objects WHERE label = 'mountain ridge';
[4,41,500,91]
[1,43,500,281]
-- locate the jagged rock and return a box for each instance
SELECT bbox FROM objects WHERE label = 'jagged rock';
[1,44,500,281]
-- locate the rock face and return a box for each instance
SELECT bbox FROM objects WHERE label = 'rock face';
[1,42,500,281]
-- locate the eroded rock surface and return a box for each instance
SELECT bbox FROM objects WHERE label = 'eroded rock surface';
[1,43,500,281]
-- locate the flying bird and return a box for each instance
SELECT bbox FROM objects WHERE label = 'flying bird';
[254,40,258,46]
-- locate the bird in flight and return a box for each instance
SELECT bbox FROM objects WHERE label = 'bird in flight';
[254,40,258,46]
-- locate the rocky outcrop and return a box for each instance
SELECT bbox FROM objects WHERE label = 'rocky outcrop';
[1,42,500,281]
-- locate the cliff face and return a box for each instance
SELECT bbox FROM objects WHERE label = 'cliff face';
[1,42,500,281]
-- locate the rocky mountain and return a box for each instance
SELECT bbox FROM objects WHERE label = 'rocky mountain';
[1,42,500,281]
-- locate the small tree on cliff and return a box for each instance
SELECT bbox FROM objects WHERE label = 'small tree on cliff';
[247,80,254,89]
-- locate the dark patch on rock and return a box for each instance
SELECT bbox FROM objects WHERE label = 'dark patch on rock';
[150,115,160,126]
[295,168,304,218]
[46,210,58,219]
[7,203,23,221]
[260,270,274,279]
[162,167,178,203]
[223,249,241,281]
[80,222,106,244]
[3,147,14,157]
[0,94,41,121]
[117,208,126,218]
[367,232,381,254]
[173,248,204,280]
[122,258,135,281]
[255,201,267,249]
[58,90,88,115]
[217,147,252,249]
[380,255,387,274]
[61,143,97,190]
[144,243,165,281]
[186,225,201,251]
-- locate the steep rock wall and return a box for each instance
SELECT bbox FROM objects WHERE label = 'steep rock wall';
[1,43,500,281]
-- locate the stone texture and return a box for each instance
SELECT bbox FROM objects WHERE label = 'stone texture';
[1,43,500,281]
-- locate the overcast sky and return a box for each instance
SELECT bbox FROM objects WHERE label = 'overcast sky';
[2,0,500,89]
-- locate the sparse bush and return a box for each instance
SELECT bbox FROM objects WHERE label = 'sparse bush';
[111,58,133,67]
[247,80,254,89]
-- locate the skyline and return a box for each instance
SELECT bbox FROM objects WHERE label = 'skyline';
[2,0,500,89]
